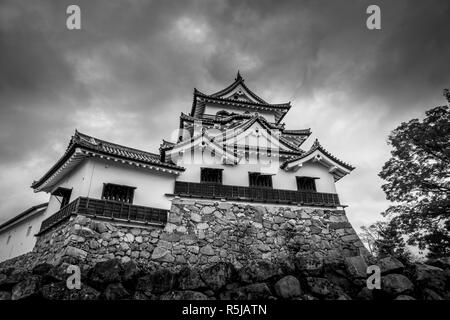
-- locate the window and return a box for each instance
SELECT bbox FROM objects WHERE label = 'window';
[249,172,273,188]
[296,177,317,192]
[26,226,32,237]
[244,145,249,161]
[6,235,11,245]
[102,183,135,203]
[51,187,72,209]
[215,110,230,119]
[200,168,223,184]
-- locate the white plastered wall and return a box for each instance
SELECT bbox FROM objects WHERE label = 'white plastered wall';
[45,157,177,217]
[82,158,176,210]
[176,150,337,194]
[0,213,43,262]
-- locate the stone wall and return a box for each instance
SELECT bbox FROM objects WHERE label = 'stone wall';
[2,254,449,300]
[2,199,449,301]
[9,198,367,271]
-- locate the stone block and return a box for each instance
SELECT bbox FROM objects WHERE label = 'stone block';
[274,275,302,299]
[344,256,368,278]
[381,274,414,296]
[218,202,232,210]
[201,206,215,215]
[200,245,215,256]
[378,256,404,275]
[151,247,169,260]
[197,223,209,230]
[64,246,87,261]
[157,240,172,250]
[341,234,359,242]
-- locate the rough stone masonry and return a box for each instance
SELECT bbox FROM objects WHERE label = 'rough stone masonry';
[25,198,367,271]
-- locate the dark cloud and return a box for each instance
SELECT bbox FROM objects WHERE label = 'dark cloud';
[0,0,449,229]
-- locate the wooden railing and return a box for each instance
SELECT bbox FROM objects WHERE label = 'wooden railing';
[38,197,168,235]
[174,181,341,207]
[38,199,80,234]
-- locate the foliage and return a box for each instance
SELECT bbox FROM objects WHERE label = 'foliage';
[379,96,450,258]
[359,220,412,263]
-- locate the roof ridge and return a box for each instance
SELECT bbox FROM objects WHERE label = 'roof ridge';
[75,131,160,157]
[288,138,354,170]
[195,90,291,109]
[198,72,270,105]
[283,129,312,136]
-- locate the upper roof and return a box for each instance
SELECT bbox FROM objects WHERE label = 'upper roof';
[210,71,269,104]
[0,203,48,233]
[32,131,184,192]
[190,72,291,124]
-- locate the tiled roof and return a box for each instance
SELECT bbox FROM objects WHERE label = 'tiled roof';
[190,73,291,124]
[73,131,184,169]
[210,71,269,104]
[32,131,184,190]
[283,129,311,136]
[194,89,291,110]
[282,139,355,171]
[159,139,175,150]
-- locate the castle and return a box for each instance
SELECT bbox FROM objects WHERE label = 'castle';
[0,73,366,268]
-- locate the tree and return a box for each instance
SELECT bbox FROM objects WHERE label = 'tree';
[379,90,450,258]
[359,220,411,263]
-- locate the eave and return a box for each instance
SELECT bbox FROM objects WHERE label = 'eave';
[282,139,355,181]
[166,133,239,166]
[283,129,312,136]
[191,89,290,124]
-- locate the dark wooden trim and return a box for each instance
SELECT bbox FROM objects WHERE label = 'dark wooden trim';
[37,197,168,236]
[173,181,340,207]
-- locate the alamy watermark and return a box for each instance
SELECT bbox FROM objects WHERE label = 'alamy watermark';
[66,5,81,30]
[65,4,380,31]
[366,5,381,30]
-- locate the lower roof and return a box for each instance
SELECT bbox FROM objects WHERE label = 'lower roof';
[31,131,185,192]
[0,203,48,233]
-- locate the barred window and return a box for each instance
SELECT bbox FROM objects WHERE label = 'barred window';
[101,183,135,203]
[200,168,223,184]
[296,177,317,192]
[249,172,273,188]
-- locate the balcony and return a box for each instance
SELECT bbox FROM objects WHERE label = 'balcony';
[173,181,341,207]
[38,197,168,235]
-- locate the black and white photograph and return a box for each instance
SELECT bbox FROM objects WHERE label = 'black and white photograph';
[0,0,449,313]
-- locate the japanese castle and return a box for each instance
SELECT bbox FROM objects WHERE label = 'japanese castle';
[0,72,355,262]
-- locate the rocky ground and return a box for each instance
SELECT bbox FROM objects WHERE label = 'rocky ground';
[0,254,449,300]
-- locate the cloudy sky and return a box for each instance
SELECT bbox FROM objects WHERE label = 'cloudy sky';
[0,0,449,232]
